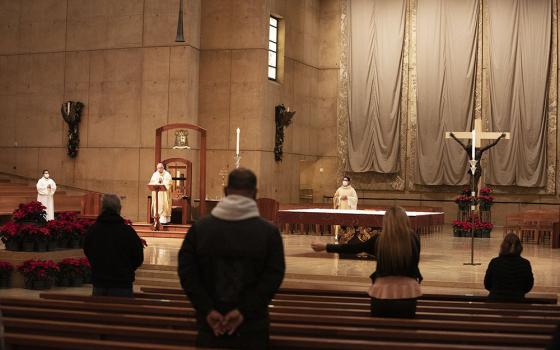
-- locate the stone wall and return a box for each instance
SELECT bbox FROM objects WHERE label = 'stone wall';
[0,0,201,220]
[199,0,340,203]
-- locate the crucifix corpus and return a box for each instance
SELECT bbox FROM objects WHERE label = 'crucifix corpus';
[445,118,510,266]
[445,118,510,196]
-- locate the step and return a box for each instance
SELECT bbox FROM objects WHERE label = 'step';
[133,223,191,232]
[135,277,181,288]
[136,270,179,280]
[136,231,185,239]
[140,264,177,272]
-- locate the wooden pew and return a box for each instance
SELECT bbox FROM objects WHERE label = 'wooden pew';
[4,333,198,350]
[140,286,559,305]
[32,294,560,331]
[0,297,551,349]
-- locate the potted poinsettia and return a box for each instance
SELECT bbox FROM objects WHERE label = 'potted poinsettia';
[47,219,74,249]
[57,258,84,287]
[452,220,472,237]
[79,257,92,284]
[76,218,94,248]
[478,187,494,211]
[12,201,47,225]
[18,259,58,290]
[0,221,21,251]
[0,261,14,288]
[18,224,50,252]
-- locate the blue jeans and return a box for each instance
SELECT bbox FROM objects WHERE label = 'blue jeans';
[92,286,133,298]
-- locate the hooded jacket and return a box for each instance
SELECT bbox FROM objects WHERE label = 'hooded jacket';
[178,195,285,331]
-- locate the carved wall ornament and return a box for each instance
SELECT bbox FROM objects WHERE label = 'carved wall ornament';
[274,104,296,162]
[60,101,84,158]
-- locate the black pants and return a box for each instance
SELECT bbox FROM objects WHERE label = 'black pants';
[370,298,417,318]
[196,329,269,349]
[92,286,134,298]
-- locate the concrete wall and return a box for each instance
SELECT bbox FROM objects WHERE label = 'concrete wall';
[0,0,201,220]
[199,0,340,203]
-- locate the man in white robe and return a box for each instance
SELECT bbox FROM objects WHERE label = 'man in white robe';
[150,163,173,224]
[333,176,358,210]
[36,169,56,221]
[333,176,358,240]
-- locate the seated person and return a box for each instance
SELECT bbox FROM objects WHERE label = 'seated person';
[484,233,534,302]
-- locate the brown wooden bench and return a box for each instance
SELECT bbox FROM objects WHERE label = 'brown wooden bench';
[0,298,551,349]
[140,286,559,305]
[40,292,560,318]
[4,333,198,350]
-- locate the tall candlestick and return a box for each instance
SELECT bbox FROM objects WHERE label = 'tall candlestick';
[471,129,476,160]
[236,128,240,156]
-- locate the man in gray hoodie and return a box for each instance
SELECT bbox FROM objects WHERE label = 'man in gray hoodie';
[178,168,285,349]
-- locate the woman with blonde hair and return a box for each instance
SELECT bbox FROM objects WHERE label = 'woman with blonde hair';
[484,233,533,302]
[311,206,422,318]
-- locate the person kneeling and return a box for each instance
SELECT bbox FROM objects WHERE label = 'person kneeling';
[484,233,533,302]
[312,206,422,318]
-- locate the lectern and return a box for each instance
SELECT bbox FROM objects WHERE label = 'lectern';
[147,184,167,231]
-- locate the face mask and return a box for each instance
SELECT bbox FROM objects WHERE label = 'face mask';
[342,181,349,186]
[43,174,50,179]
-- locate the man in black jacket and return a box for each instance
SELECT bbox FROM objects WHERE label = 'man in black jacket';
[84,194,144,297]
[178,168,285,349]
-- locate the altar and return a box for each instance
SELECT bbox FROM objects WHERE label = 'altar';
[278,208,443,240]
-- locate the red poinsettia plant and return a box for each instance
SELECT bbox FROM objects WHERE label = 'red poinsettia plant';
[56,212,78,222]
[455,195,476,209]
[473,220,493,232]
[18,224,50,243]
[58,258,84,279]
[452,220,472,231]
[18,259,59,282]
[477,187,494,210]
[0,221,20,244]
[0,261,14,275]
[12,201,47,224]
[79,257,92,282]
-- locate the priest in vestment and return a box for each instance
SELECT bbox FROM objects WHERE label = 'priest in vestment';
[150,163,173,224]
[36,169,56,221]
[333,176,358,210]
[333,176,358,241]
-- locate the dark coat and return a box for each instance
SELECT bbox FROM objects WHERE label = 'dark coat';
[178,215,285,332]
[484,255,534,302]
[84,211,144,289]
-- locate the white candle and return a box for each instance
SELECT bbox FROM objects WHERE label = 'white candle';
[67,102,70,114]
[471,129,476,160]
[236,128,240,156]
[176,171,181,186]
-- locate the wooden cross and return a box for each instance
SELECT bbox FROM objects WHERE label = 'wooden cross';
[445,119,510,150]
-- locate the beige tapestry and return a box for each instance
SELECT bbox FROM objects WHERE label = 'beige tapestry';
[346,0,407,173]
[485,0,551,187]
[414,0,479,185]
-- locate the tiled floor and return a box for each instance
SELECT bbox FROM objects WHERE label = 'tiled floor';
[2,227,558,298]
[141,227,560,294]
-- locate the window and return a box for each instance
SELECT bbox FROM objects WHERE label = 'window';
[268,16,279,80]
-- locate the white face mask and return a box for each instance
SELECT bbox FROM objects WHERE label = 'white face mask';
[342,180,349,187]
[43,174,50,179]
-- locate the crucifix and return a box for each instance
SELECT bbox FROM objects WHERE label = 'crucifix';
[445,118,510,266]
[445,118,510,196]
